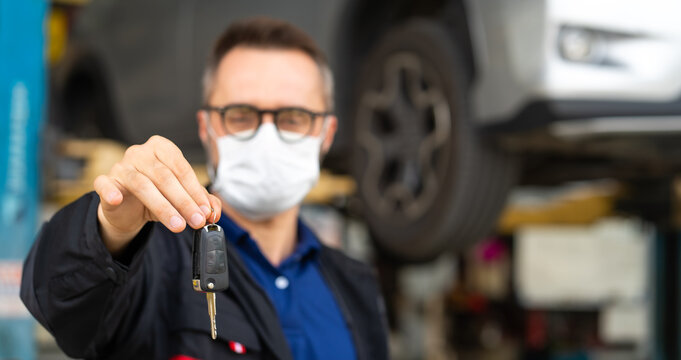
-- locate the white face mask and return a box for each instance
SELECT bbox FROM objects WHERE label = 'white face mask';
[209,122,324,220]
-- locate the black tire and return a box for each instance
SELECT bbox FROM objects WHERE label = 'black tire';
[53,53,122,141]
[352,19,517,262]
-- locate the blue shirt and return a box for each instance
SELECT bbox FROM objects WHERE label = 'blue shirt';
[217,214,357,360]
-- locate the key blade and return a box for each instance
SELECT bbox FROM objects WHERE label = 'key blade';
[206,292,217,340]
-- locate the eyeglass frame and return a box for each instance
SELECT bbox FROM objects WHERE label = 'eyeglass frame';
[201,103,332,143]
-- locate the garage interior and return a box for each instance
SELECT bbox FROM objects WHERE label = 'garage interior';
[3,0,681,359]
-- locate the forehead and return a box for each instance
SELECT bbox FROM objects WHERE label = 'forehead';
[210,46,325,110]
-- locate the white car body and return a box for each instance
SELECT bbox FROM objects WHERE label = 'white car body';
[467,0,681,125]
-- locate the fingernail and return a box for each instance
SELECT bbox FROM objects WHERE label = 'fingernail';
[200,205,211,216]
[190,212,204,228]
[170,215,184,229]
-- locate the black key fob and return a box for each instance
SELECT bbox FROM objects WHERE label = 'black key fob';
[192,224,229,292]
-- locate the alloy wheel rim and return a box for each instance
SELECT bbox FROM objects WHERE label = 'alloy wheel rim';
[357,52,452,222]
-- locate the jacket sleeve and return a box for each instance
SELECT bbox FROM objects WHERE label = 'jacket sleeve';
[20,191,167,358]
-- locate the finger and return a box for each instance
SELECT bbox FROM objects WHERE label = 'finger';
[94,175,123,208]
[114,164,187,233]
[148,136,212,216]
[131,155,207,229]
[207,194,222,223]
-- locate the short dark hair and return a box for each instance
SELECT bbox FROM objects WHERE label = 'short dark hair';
[202,16,334,109]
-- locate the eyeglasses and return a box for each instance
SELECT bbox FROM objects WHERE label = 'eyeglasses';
[202,104,330,143]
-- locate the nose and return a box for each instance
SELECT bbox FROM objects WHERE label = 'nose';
[261,111,276,124]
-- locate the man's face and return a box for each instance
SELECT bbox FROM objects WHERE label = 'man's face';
[198,46,337,168]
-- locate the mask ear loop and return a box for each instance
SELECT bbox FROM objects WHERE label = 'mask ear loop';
[203,110,219,185]
[318,115,330,141]
[317,115,332,165]
[203,114,220,225]
[204,111,219,140]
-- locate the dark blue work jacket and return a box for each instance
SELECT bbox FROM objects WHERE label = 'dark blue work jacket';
[20,192,389,360]
[217,214,357,360]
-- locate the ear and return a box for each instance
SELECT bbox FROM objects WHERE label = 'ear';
[197,110,209,146]
[321,115,338,155]
[198,110,220,171]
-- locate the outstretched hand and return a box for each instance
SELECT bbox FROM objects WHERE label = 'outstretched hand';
[93,135,221,255]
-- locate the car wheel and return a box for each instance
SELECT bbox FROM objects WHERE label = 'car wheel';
[53,53,122,141]
[352,19,517,262]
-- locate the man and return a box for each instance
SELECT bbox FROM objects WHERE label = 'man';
[21,17,389,360]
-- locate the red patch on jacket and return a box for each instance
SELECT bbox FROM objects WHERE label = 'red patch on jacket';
[229,340,246,354]
[170,355,200,360]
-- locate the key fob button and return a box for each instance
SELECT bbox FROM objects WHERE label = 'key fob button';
[214,250,226,273]
[206,250,226,274]
[207,233,224,252]
[206,250,216,271]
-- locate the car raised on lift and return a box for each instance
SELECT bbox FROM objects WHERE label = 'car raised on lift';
[52,0,681,262]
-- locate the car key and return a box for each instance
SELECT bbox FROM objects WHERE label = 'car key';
[192,221,229,340]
